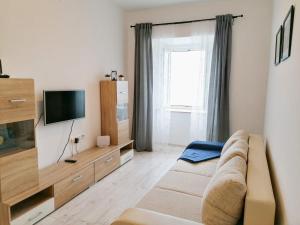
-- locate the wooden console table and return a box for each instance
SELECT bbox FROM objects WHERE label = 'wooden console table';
[0,140,133,225]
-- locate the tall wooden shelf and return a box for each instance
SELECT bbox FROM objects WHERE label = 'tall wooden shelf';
[0,79,39,225]
[100,81,130,145]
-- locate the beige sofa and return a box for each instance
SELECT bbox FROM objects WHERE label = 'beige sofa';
[112,133,275,225]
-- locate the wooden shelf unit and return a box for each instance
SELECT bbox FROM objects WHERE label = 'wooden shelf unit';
[0,78,40,225]
[0,79,134,225]
[0,79,39,204]
[100,81,130,145]
[0,140,133,225]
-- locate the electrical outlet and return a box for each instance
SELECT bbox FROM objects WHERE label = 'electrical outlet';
[74,137,80,144]
[70,135,85,143]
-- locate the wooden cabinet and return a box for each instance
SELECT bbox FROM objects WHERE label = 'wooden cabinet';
[94,150,120,182]
[54,165,94,208]
[0,78,133,225]
[0,79,38,204]
[0,149,38,201]
[100,81,130,145]
[0,141,133,225]
[0,79,35,124]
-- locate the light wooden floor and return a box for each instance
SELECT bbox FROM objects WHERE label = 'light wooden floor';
[37,147,183,225]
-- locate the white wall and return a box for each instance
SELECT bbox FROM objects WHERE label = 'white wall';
[0,0,124,168]
[125,0,273,135]
[264,0,300,224]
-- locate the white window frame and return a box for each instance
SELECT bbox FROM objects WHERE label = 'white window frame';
[163,45,205,112]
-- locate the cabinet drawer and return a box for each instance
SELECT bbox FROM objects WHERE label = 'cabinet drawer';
[0,79,35,124]
[54,165,94,208]
[95,150,120,182]
[11,198,54,225]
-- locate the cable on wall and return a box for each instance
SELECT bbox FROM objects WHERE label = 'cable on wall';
[57,120,75,163]
[35,112,44,128]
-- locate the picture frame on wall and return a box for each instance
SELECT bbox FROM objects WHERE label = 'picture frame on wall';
[281,5,295,61]
[275,26,282,65]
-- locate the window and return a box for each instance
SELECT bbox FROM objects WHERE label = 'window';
[152,33,214,146]
[167,50,206,110]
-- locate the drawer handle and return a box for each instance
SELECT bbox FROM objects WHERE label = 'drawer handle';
[119,91,128,94]
[10,99,27,103]
[72,175,83,182]
[105,157,113,163]
[28,211,43,222]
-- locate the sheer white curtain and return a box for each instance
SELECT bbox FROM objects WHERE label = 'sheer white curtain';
[152,22,215,150]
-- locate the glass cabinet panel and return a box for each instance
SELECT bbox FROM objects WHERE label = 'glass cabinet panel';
[117,103,128,122]
[0,120,35,156]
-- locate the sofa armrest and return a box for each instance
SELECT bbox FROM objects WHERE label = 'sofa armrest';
[111,208,204,225]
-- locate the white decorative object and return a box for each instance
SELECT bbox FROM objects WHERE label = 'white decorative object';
[97,136,110,148]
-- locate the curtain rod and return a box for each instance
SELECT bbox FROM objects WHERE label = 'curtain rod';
[130,14,243,28]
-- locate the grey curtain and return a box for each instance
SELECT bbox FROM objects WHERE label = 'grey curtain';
[207,15,233,142]
[131,23,153,151]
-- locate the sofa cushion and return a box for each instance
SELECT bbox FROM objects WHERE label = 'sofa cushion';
[221,130,249,155]
[137,187,203,223]
[201,157,247,225]
[112,208,206,225]
[219,156,247,177]
[171,158,218,177]
[217,140,248,169]
[156,170,211,197]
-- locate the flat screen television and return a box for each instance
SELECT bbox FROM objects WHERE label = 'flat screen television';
[43,90,85,125]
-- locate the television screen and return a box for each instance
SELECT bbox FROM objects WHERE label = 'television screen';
[44,90,85,125]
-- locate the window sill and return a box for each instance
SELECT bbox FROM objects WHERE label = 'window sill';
[166,107,207,114]
[168,108,192,113]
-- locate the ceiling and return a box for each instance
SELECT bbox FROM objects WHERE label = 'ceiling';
[113,0,202,10]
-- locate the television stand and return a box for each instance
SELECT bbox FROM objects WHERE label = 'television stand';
[0,140,134,225]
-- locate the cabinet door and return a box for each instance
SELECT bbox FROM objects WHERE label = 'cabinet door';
[116,81,128,122]
[118,120,129,144]
[0,148,38,201]
[0,79,35,124]
[100,81,118,144]
[117,104,128,122]
[117,81,128,105]
[0,120,35,156]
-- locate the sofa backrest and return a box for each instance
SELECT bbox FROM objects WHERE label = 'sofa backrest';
[243,134,275,225]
